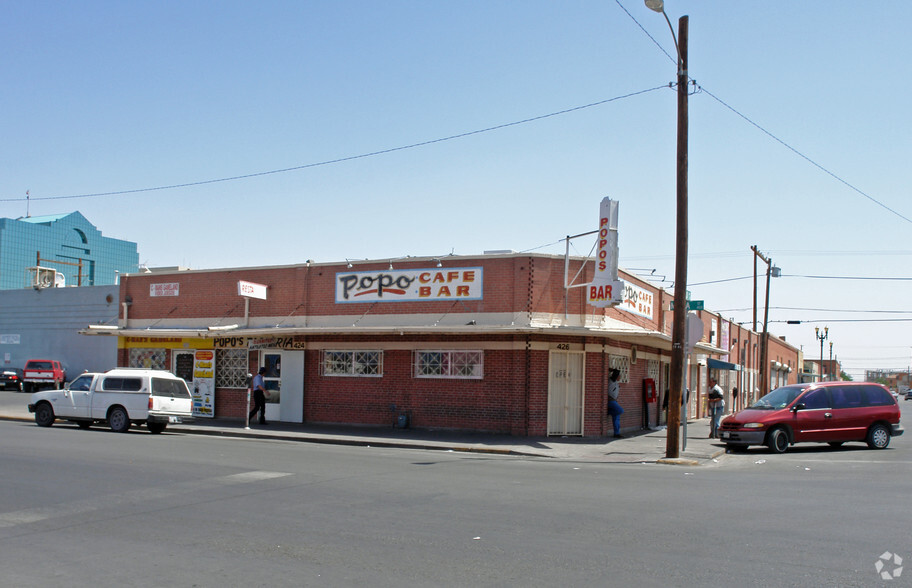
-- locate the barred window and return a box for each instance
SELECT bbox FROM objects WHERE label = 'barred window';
[216,349,248,388]
[647,359,660,381]
[608,354,630,383]
[129,348,166,370]
[322,350,383,377]
[414,350,483,379]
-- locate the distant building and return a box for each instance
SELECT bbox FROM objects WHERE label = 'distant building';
[0,285,119,375]
[0,212,138,290]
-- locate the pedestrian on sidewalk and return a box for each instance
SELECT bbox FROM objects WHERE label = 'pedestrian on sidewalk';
[606,368,624,438]
[248,367,269,425]
[707,377,724,438]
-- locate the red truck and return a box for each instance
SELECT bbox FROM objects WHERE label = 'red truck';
[22,359,67,393]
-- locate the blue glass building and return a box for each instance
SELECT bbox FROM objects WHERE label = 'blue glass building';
[0,212,138,290]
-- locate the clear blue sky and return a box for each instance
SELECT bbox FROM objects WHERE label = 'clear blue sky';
[2,1,910,380]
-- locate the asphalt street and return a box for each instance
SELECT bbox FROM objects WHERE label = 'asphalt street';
[0,403,909,587]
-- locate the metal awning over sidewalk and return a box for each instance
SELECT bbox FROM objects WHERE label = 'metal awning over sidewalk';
[707,358,740,371]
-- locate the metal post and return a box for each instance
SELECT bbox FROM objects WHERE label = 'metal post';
[815,326,828,382]
[760,260,771,395]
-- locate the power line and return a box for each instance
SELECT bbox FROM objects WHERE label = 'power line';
[717,306,912,314]
[622,249,912,262]
[783,274,912,281]
[615,0,912,226]
[1,86,667,203]
[769,318,912,324]
[699,86,912,226]
[691,273,912,287]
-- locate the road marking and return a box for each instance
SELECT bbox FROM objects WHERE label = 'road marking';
[0,470,292,528]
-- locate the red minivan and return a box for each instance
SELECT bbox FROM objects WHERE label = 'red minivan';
[719,381,903,453]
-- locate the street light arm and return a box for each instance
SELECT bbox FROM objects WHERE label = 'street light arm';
[645,2,683,74]
[660,11,683,74]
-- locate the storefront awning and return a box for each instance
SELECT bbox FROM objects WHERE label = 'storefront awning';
[707,358,741,372]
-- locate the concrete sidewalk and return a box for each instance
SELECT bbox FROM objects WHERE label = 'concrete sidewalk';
[0,391,726,465]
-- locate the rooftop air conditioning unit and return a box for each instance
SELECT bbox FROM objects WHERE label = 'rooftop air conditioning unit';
[27,266,58,289]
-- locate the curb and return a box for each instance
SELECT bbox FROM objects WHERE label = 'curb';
[656,457,700,466]
[1,413,720,464]
[184,425,534,457]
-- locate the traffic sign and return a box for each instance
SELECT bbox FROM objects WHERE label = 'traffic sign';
[685,312,704,353]
[670,300,704,311]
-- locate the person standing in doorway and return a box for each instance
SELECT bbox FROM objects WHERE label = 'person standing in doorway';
[606,369,625,439]
[707,377,725,438]
[249,367,269,425]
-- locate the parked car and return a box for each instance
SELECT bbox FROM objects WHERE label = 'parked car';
[906,390,912,401]
[22,359,67,393]
[719,381,903,453]
[28,368,194,433]
[0,367,24,391]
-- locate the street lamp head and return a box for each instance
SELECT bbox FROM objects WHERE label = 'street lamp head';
[645,0,665,12]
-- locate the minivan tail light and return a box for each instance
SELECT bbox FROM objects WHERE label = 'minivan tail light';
[148,396,154,410]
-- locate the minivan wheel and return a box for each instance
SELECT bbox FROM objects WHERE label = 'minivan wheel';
[866,424,890,449]
[109,407,131,433]
[766,427,789,454]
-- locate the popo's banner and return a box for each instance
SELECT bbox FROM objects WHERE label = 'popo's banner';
[588,197,624,308]
[335,267,483,303]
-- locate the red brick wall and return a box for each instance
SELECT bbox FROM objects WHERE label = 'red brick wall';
[110,254,796,437]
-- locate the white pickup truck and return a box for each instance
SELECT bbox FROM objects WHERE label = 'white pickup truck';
[28,368,195,433]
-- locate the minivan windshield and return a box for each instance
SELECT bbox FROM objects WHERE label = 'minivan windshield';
[750,385,809,410]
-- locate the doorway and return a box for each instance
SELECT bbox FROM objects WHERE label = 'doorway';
[259,350,304,423]
[547,350,585,436]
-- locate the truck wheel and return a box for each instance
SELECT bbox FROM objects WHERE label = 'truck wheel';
[147,422,167,434]
[109,406,131,433]
[35,403,55,427]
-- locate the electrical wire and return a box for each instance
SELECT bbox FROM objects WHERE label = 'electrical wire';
[769,318,912,324]
[699,86,912,226]
[717,306,912,314]
[1,86,667,203]
[615,0,912,226]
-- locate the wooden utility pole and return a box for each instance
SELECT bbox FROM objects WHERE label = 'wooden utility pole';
[665,15,688,459]
[752,246,773,397]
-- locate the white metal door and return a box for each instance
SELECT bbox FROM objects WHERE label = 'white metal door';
[259,350,304,423]
[547,350,585,436]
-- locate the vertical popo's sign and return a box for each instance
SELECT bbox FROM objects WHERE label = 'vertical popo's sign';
[587,197,624,308]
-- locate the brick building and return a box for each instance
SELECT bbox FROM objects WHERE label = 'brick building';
[84,252,798,437]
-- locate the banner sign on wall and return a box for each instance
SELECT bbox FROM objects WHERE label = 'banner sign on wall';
[335,267,483,303]
[620,282,654,319]
[588,197,624,307]
[192,350,215,418]
[150,282,180,297]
